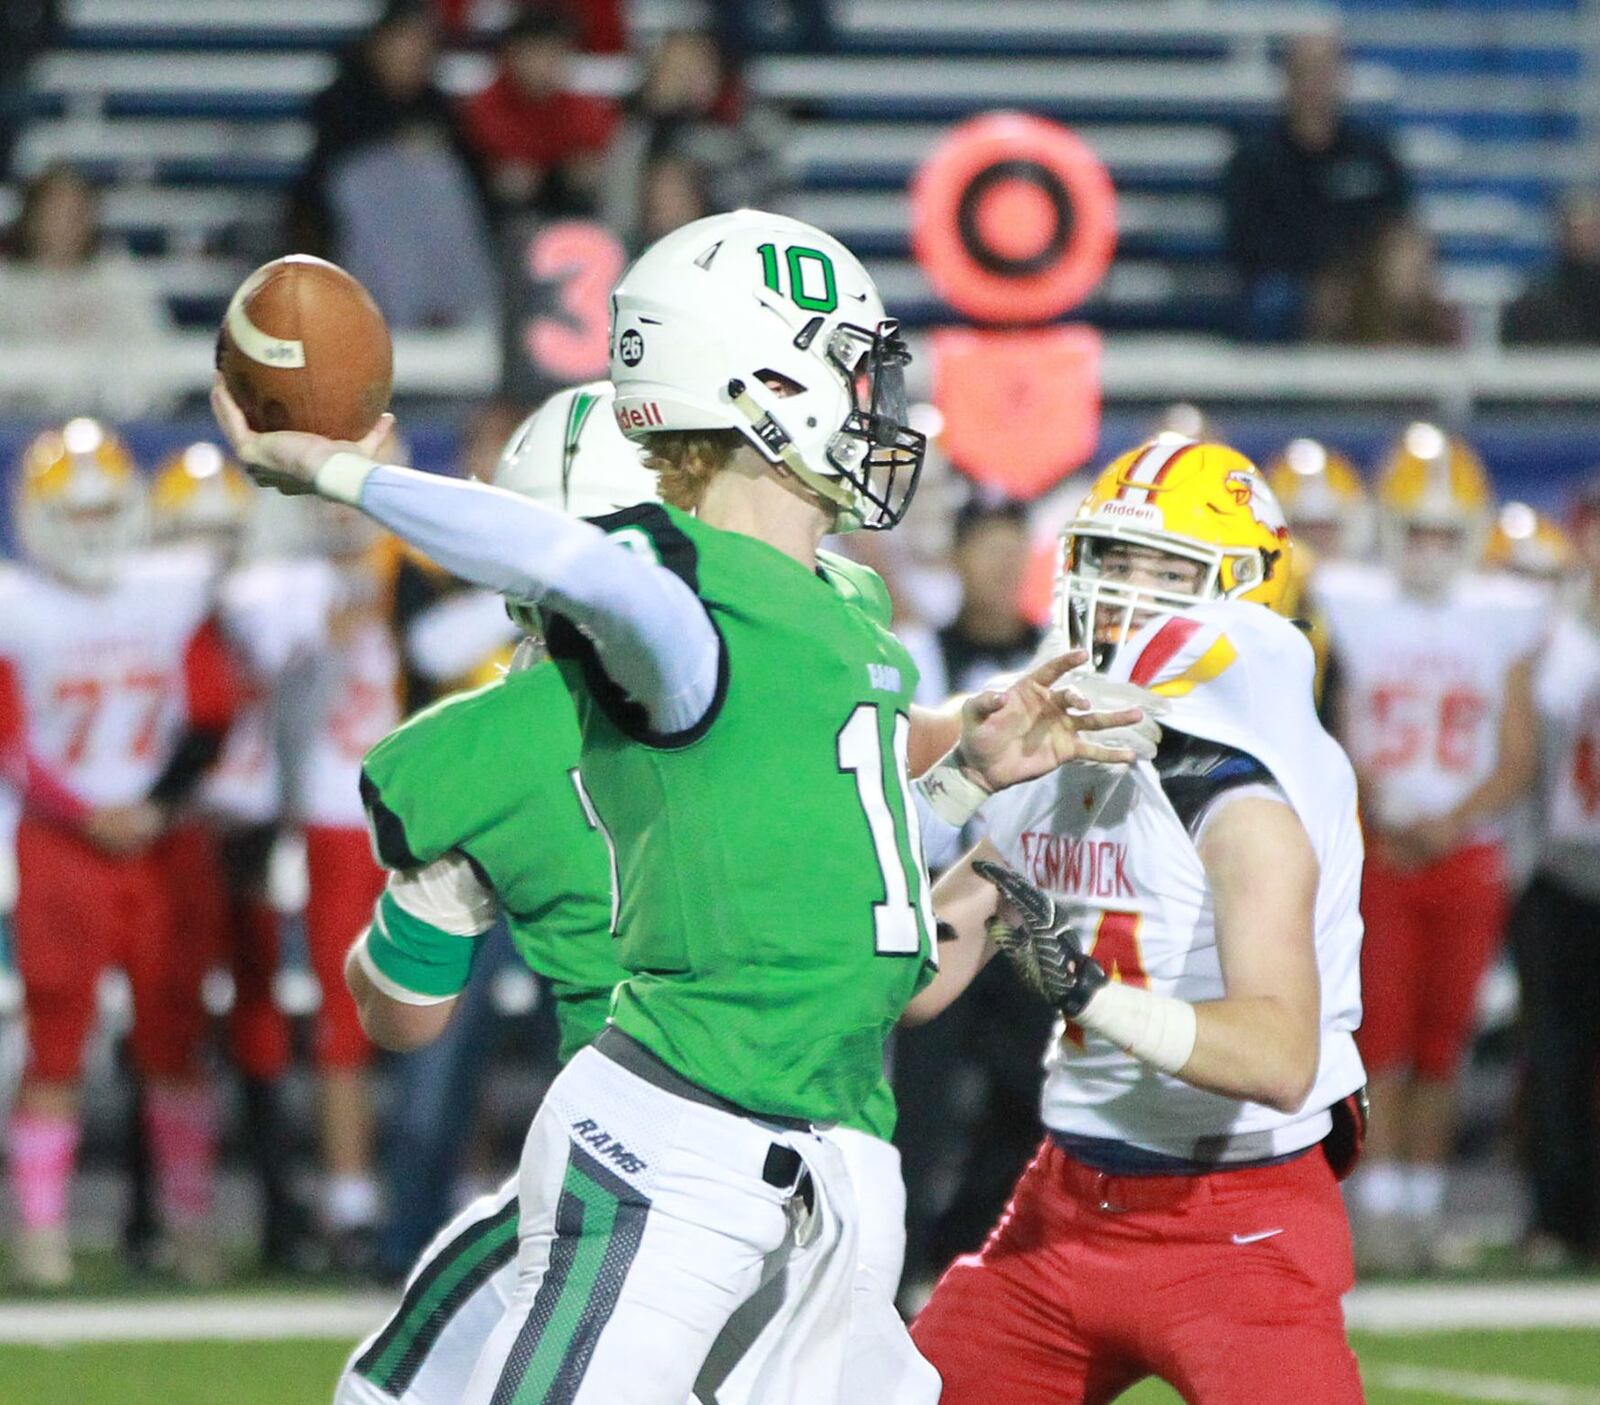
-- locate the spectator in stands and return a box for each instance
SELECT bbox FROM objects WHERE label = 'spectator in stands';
[633,153,714,250]
[1512,474,1600,1268]
[288,0,486,257]
[430,0,624,52]
[601,30,782,238]
[1311,216,1461,348]
[460,7,618,214]
[1223,32,1411,342]
[0,1,56,178]
[1503,190,1600,346]
[0,163,177,416]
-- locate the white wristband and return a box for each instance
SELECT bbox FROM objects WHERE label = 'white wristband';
[316,451,378,507]
[915,751,991,827]
[1077,981,1198,1076]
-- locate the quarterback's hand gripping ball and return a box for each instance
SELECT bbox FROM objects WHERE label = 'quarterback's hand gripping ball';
[973,859,1107,1018]
[211,373,395,498]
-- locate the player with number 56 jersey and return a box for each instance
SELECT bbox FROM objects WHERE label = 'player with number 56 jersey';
[1314,423,1544,1268]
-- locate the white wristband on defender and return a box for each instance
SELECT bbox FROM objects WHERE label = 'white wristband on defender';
[1077,981,1198,1076]
[315,451,378,507]
[916,752,991,827]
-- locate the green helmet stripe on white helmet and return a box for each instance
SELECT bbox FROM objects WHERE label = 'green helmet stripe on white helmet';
[608,210,925,532]
[494,381,658,521]
[493,381,660,645]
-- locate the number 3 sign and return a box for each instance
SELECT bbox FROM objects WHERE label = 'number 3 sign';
[503,219,626,402]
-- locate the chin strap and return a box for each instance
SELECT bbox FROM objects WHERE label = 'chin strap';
[725,379,863,532]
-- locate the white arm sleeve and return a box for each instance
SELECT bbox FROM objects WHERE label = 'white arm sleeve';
[354,462,722,737]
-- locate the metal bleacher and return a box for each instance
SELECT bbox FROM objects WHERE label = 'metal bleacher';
[3,0,1597,406]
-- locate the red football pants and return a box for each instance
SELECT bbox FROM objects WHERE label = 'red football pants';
[303,825,382,1070]
[911,1140,1362,1405]
[160,824,290,1082]
[1357,841,1506,1080]
[14,819,209,1082]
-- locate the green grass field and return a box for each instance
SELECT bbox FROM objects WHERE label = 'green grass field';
[0,1328,1596,1404]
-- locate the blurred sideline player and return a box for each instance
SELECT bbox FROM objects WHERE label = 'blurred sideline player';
[150,443,325,1267]
[0,420,241,1287]
[906,439,1366,1404]
[1485,501,1576,592]
[287,492,403,1266]
[340,384,939,1405]
[1484,503,1577,904]
[1266,438,1372,565]
[1316,423,1543,1269]
[1513,477,1600,1266]
[218,209,1144,1405]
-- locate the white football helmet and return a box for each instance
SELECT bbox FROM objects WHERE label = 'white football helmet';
[493,381,658,518]
[608,209,924,532]
[495,382,661,640]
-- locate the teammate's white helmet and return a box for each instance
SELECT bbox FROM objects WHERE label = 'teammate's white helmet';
[609,209,925,532]
[493,382,658,518]
[494,382,660,642]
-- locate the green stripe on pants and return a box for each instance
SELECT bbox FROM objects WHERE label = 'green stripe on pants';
[492,1147,650,1405]
[359,1198,519,1393]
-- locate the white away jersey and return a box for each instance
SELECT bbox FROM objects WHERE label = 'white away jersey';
[979,600,1367,1161]
[204,558,339,826]
[0,550,218,807]
[297,590,401,830]
[1316,562,1546,831]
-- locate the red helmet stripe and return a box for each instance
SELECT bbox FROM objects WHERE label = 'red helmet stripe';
[1117,438,1194,505]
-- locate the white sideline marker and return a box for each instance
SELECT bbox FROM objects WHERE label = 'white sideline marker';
[2,1282,1600,1348]
[1368,1366,1600,1405]
[0,1293,395,1345]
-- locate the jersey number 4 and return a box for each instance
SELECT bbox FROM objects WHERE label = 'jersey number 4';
[838,704,937,959]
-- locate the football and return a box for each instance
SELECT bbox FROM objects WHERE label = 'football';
[217,254,393,440]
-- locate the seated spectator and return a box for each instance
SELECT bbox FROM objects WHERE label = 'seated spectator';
[431,0,625,52]
[0,163,177,416]
[329,141,498,329]
[1,1,56,178]
[633,152,714,251]
[1503,190,1600,346]
[1223,32,1411,341]
[460,8,618,214]
[1310,216,1461,348]
[601,29,783,237]
[288,0,486,256]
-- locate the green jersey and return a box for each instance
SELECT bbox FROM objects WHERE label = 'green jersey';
[360,661,619,1064]
[546,504,937,1127]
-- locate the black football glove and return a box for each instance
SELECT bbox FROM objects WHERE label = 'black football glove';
[972,859,1107,1018]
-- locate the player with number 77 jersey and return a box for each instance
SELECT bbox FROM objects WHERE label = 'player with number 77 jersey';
[219,210,1144,1405]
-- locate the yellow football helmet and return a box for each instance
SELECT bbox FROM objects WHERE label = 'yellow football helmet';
[15,417,146,589]
[150,442,253,552]
[1059,435,1294,665]
[1375,422,1493,592]
[1266,438,1371,560]
[1485,501,1574,583]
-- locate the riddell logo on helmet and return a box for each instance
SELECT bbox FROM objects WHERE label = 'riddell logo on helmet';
[615,402,665,431]
[1093,500,1163,528]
